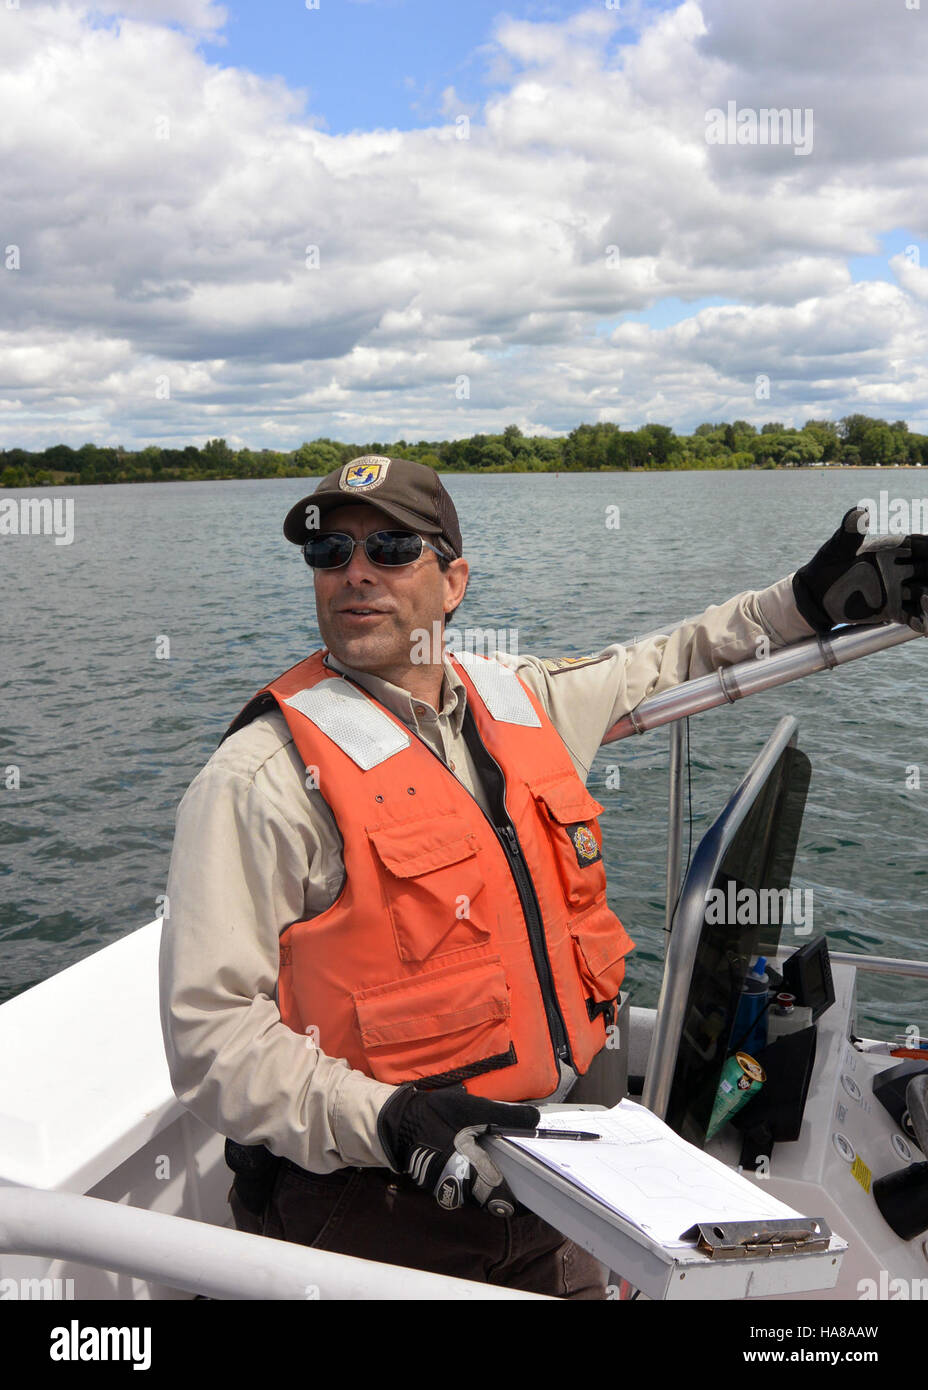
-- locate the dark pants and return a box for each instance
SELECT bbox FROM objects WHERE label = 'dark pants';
[228,1162,608,1299]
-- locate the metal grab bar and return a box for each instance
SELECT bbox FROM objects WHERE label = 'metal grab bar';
[828,952,928,980]
[0,1187,548,1301]
[602,621,920,744]
[665,721,686,936]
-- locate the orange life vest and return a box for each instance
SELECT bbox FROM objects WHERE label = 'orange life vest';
[230,650,634,1101]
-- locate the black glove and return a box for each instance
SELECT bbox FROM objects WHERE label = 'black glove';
[792,507,928,634]
[377,1083,540,1212]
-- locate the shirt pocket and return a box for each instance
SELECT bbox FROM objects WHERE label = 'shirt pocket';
[353,955,515,1087]
[367,814,489,963]
[530,774,608,910]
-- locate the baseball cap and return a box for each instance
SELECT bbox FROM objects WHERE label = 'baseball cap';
[283,455,462,558]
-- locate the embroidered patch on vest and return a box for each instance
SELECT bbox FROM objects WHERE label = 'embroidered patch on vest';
[284,679,409,770]
[566,823,602,867]
[454,650,541,727]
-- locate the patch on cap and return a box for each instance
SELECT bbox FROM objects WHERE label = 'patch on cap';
[339,456,392,492]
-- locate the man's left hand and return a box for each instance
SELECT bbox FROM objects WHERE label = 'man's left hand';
[792,506,928,634]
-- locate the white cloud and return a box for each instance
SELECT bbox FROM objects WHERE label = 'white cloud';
[1,0,927,450]
[85,0,227,34]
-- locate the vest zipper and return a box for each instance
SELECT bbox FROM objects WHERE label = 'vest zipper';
[495,822,573,1069]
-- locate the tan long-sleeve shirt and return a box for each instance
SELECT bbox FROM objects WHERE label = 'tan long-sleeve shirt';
[158,576,813,1173]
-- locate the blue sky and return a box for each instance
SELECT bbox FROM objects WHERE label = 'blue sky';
[848,229,921,285]
[197,0,642,133]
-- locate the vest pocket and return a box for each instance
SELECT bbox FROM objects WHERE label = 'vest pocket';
[570,900,632,1005]
[368,816,489,962]
[353,955,513,1086]
[530,775,608,909]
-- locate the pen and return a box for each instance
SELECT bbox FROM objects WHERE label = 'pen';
[484,1126,602,1141]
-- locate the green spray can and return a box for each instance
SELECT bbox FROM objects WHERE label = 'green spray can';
[706,1052,766,1140]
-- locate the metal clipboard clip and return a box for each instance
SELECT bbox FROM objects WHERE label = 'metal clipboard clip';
[684,1217,832,1260]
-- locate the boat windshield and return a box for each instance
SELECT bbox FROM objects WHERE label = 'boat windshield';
[665,738,812,1146]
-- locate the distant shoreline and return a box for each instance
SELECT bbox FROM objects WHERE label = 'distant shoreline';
[3,462,925,489]
[3,417,924,487]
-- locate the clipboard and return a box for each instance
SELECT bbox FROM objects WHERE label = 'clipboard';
[482,1112,847,1301]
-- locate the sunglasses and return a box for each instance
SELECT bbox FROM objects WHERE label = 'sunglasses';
[303,529,448,570]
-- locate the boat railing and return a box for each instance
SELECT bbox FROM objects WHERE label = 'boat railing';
[0,1186,546,1301]
[602,620,920,744]
[827,954,928,979]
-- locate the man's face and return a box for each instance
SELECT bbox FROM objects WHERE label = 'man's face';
[312,503,468,677]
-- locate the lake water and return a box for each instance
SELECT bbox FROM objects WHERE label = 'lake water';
[2,468,927,1036]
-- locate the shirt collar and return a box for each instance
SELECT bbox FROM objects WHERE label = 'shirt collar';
[323,650,468,736]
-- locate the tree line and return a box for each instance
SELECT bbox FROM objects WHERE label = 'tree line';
[1,416,924,488]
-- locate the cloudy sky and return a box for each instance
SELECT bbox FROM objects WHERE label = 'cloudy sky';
[1,0,926,450]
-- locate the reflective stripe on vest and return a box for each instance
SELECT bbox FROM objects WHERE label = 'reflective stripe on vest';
[252,651,634,1101]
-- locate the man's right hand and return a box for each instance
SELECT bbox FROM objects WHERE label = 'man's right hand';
[377,1083,539,1211]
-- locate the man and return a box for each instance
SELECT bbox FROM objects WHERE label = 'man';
[159,456,928,1298]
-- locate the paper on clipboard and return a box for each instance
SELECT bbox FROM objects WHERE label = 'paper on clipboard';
[497,1099,803,1246]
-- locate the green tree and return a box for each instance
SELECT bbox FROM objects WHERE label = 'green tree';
[859,423,897,468]
[564,422,618,470]
[475,441,513,470]
[839,415,876,450]
[530,437,562,467]
[639,424,679,465]
[138,445,163,477]
[605,430,646,469]
[802,420,839,462]
[752,431,822,467]
[43,444,76,471]
[202,438,236,471]
[439,438,472,470]
[292,440,343,474]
